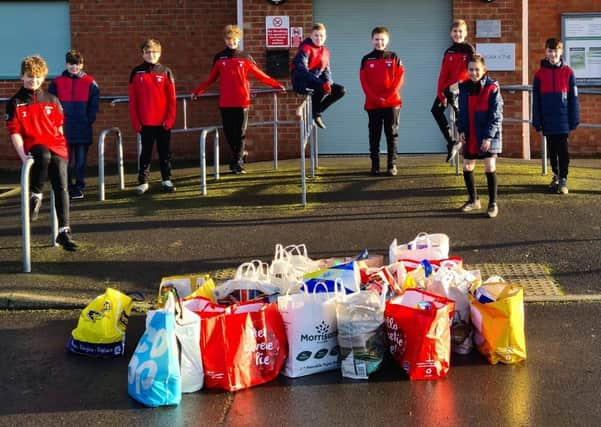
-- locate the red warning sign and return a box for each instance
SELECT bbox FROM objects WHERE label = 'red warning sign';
[266,16,290,48]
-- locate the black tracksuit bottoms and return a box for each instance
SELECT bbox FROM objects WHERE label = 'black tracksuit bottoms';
[29,144,70,228]
[220,107,249,167]
[368,107,400,168]
[138,125,172,184]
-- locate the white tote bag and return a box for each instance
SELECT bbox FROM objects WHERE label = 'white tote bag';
[389,232,450,263]
[277,284,341,378]
[173,304,204,393]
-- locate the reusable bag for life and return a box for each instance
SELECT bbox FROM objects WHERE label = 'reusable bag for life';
[127,293,181,407]
[470,280,527,365]
[187,297,288,392]
[385,288,455,380]
[389,232,450,263]
[277,283,341,378]
[67,288,141,357]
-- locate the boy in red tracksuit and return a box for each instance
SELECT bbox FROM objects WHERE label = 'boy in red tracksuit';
[532,38,580,195]
[49,49,100,200]
[291,22,346,129]
[359,26,405,176]
[431,19,475,162]
[192,25,285,175]
[5,55,78,251]
[129,38,177,195]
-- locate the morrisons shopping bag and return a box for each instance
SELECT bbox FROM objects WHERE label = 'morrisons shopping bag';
[127,293,181,407]
[67,288,142,357]
[188,298,287,392]
[277,283,341,377]
[385,289,455,380]
[470,279,527,365]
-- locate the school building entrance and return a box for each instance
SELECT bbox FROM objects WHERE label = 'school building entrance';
[313,0,451,154]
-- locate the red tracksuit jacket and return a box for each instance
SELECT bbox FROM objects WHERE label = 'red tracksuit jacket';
[192,48,283,108]
[128,62,176,132]
[359,49,405,110]
[436,42,475,102]
[5,87,68,159]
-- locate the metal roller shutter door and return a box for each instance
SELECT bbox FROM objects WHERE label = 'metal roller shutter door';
[313,0,451,154]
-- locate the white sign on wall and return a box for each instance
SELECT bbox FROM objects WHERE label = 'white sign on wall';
[476,20,501,38]
[266,15,290,48]
[476,43,515,71]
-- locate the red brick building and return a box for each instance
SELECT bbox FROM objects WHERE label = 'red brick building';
[1,0,599,168]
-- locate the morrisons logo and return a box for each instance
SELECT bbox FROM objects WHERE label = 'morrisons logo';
[300,320,337,342]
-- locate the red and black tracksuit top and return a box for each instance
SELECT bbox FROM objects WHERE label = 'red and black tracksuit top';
[48,70,100,145]
[291,38,332,92]
[359,49,405,110]
[457,75,503,155]
[192,48,283,108]
[5,87,68,159]
[436,42,475,103]
[128,62,176,132]
[532,59,580,136]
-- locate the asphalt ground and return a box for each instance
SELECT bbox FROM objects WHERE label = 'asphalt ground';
[0,154,600,309]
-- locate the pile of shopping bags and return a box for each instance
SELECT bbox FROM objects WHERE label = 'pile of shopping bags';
[65,234,527,407]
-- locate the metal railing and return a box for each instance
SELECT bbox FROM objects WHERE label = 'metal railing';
[100,88,312,201]
[21,157,58,273]
[501,85,601,175]
[97,127,124,201]
[296,94,318,207]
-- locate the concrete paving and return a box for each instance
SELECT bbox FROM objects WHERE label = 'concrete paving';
[0,155,600,425]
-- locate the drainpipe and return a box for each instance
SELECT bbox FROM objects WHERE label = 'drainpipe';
[521,0,530,159]
[237,0,244,50]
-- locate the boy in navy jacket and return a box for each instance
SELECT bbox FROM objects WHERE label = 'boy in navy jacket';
[291,23,346,129]
[49,50,100,199]
[431,20,475,162]
[359,27,405,176]
[6,55,78,250]
[532,38,580,194]
[457,54,503,218]
[129,38,177,195]
[192,25,285,174]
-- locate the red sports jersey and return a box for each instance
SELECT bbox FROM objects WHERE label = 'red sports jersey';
[193,48,283,108]
[128,62,176,132]
[436,42,475,103]
[359,49,405,110]
[5,87,68,159]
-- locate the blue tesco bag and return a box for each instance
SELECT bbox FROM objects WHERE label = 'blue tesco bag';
[127,293,182,407]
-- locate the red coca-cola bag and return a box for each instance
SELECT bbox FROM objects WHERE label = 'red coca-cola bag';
[184,297,287,392]
[384,289,455,380]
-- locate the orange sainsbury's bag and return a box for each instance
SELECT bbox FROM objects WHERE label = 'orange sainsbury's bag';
[385,289,455,380]
[469,280,526,365]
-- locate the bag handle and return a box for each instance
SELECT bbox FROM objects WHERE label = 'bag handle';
[409,232,433,249]
[125,291,145,301]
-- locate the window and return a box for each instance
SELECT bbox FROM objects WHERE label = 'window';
[0,1,70,79]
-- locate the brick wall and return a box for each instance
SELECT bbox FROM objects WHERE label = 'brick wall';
[2,0,599,170]
[454,0,528,157]
[528,0,601,156]
[1,0,237,168]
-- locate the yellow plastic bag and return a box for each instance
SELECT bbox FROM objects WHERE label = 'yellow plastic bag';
[158,274,216,307]
[469,282,527,364]
[67,288,138,357]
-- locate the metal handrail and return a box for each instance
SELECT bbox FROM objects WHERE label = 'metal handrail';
[21,157,58,273]
[97,127,124,201]
[99,88,304,200]
[296,94,317,207]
